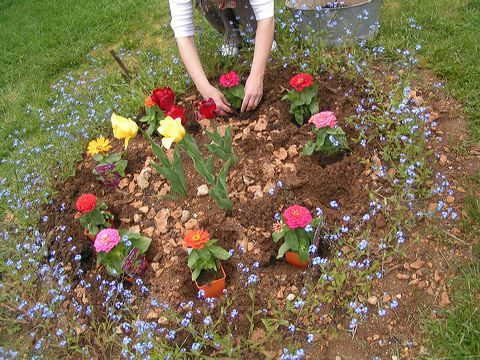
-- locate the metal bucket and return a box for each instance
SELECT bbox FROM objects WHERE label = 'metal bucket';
[285,0,383,46]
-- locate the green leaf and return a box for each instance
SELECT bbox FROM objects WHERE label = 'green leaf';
[146,121,156,135]
[272,230,285,242]
[285,231,299,251]
[209,245,231,260]
[277,242,290,259]
[294,112,304,125]
[302,141,316,156]
[93,154,104,162]
[188,251,199,268]
[115,159,127,177]
[173,146,187,193]
[192,268,201,281]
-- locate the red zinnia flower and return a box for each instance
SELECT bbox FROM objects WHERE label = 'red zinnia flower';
[151,87,175,111]
[76,194,97,213]
[219,71,240,88]
[289,73,314,92]
[196,98,218,119]
[283,205,312,229]
[165,105,186,125]
[183,230,210,250]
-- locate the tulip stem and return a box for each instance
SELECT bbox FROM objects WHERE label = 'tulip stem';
[109,49,132,82]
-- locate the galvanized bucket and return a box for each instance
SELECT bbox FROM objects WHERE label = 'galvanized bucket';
[285,0,383,46]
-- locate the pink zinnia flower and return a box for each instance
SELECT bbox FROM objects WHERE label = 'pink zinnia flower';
[94,228,120,253]
[283,205,312,229]
[219,71,240,88]
[309,111,337,129]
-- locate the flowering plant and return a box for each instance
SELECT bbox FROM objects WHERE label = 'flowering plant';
[183,230,231,281]
[141,88,186,135]
[142,118,237,210]
[95,229,152,277]
[219,71,244,110]
[111,113,138,149]
[196,98,218,119]
[303,112,348,156]
[272,205,323,262]
[282,73,319,125]
[75,194,114,236]
[87,135,127,185]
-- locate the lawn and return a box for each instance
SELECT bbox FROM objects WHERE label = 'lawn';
[0,0,479,358]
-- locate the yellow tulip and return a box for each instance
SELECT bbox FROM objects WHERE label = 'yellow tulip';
[157,116,186,149]
[111,113,138,149]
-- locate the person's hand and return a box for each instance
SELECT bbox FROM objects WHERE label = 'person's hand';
[241,74,264,113]
[201,85,232,116]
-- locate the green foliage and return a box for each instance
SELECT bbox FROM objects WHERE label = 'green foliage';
[141,128,187,196]
[281,84,319,125]
[303,126,349,156]
[186,239,231,281]
[179,130,236,210]
[222,84,245,110]
[93,152,128,177]
[205,126,238,165]
[139,106,162,135]
[96,230,152,277]
[78,202,113,236]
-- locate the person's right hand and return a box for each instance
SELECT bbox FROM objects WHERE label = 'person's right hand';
[201,85,233,116]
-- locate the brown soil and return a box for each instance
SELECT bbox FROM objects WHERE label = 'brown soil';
[39,66,479,359]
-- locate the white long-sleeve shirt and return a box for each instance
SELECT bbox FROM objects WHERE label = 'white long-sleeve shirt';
[168,0,274,38]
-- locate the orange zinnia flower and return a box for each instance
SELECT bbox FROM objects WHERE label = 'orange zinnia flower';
[183,230,210,249]
[144,95,156,108]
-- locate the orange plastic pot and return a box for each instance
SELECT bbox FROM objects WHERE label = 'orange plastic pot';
[285,251,310,268]
[194,262,226,299]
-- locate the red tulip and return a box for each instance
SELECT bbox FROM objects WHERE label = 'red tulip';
[196,98,218,119]
[165,105,186,125]
[151,87,175,111]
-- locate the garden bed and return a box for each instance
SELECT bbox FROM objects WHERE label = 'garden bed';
[44,69,374,307]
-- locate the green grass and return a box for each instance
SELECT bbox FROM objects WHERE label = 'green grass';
[424,259,480,359]
[0,0,166,158]
[0,0,479,357]
[379,0,480,140]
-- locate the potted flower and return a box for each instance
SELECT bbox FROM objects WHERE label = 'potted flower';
[75,193,114,240]
[86,136,123,187]
[94,228,151,280]
[219,71,244,111]
[303,111,348,164]
[272,205,322,268]
[183,229,231,298]
[282,73,319,125]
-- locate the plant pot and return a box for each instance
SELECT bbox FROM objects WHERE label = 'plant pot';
[194,262,226,298]
[122,248,149,283]
[95,163,121,187]
[285,0,383,47]
[285,251,310,268]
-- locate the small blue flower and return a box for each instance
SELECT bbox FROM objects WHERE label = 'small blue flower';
[329,200,339,209]
[191,342,201,352]
[307,334,314,343]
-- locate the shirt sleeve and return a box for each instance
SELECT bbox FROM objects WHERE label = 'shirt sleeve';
[169,0,195,38]
[250,0,275,21]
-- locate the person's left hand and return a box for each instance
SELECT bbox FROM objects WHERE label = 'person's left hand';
[241,74,264,113]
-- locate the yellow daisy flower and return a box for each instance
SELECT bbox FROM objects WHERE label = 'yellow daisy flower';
[87,136,112,156]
